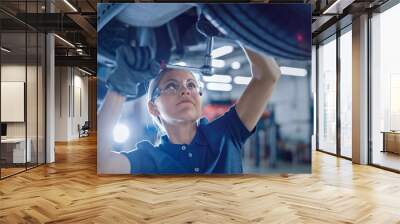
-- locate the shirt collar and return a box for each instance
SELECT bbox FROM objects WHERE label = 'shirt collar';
[160,117,209,146]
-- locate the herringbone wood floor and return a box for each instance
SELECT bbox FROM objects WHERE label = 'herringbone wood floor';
[1,134,400,224]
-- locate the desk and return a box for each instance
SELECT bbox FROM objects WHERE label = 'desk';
[1,138,31,163]
[382,131,400,154]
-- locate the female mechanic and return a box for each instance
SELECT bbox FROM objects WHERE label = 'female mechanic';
[98,46,281,174]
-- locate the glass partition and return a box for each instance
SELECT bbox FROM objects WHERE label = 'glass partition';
[38,31,45,165]
[371,3,400,171]
[0,0,46,179]
[27,31,38,169]
[317,36,337,154]
[339,27,352,158]
[1,30,28,177]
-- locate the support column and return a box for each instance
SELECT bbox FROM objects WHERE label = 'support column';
[352,14,369,164]
[46,1,55,163]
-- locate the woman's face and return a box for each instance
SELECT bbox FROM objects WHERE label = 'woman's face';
[151,69,202,125]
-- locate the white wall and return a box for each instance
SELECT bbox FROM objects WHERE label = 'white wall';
[72,73,89,138]
[1,65,26,140]
[54,67,89,141]
[55,66,69,141]
[1,63,46,164]
[1,82,25,122]
[1,65,41,137]
[1,65,26,81]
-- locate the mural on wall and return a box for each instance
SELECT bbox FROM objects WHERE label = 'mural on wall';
[97,3,312,175]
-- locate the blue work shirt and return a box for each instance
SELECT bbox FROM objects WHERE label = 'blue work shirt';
[120,105,255,174]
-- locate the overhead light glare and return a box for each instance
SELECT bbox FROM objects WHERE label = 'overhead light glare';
[206,83,232,92]
[63,0,78,12]
[1,47,11,53]
[211,45,234,58]
[54,34,75,48]
[280,66,307,77]
[233,76,251,85]
[202,74,232,83]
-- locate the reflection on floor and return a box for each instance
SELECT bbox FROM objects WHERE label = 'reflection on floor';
[0,162,42,178]
[373,150,400,171]
[0,167,25,177]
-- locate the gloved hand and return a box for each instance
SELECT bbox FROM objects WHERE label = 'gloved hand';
[106,45,161,98]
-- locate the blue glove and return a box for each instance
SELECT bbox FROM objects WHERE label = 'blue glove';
[106,45,161,98]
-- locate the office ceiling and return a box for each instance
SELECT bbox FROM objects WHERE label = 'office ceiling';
[0,0,389,76]
[0,0,97,73]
